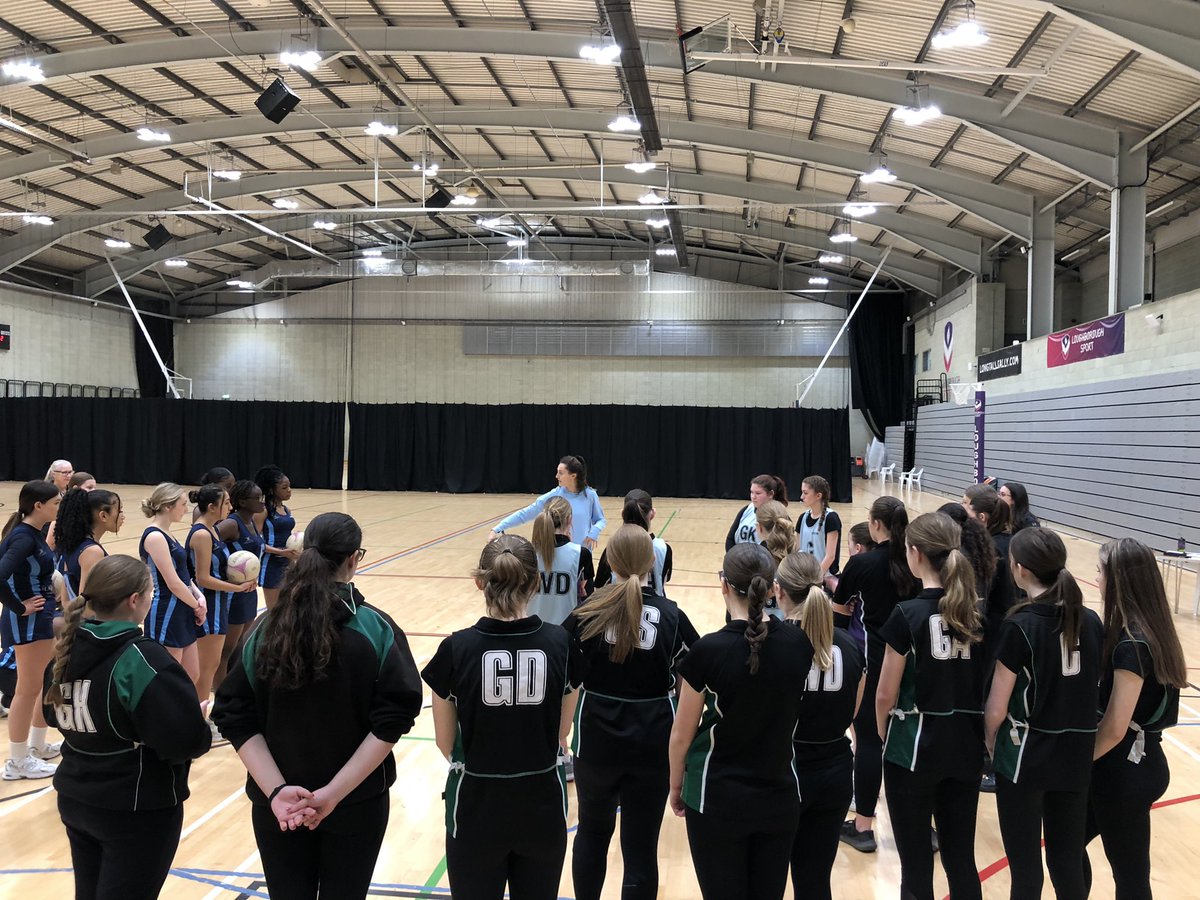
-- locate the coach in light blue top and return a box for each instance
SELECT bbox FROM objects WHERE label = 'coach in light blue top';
[489,455,606,549]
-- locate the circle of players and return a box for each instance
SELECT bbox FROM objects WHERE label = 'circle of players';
[0,457,1185,900]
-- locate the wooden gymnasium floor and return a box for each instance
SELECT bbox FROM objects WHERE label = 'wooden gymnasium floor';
[1,479,1197,900]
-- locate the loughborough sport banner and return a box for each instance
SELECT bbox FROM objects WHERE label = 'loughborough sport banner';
[1047,314,1125,368]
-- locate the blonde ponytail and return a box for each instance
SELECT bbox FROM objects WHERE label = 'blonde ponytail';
[531,497,572,569]
[574,525,653,663]
[938,548,983,644]
[777,551,834,669]
[757,500,797,566]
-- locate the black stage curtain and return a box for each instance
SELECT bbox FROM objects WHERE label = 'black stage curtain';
[132,315,176,399]
[0,398,344,489]
[849,294,908,440]
[349,404,852,502]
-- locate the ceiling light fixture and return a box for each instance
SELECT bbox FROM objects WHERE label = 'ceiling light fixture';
[830,221,858,244]
[364,121,398,137]
[412,156,439,177]
[809,276,830,285]
[2,60,45,82]
[478,215,513,228]
[136,127,171,142]
[818,253,843,264]
[638,190,666,205]
[451,186,478,206]
[646,217,670,228]
[608,115,641,133]
[655,247,677,257]
[279,50,323,72]
[860,150,897,184]
[506,237,528,248]
[104,238,132,249]
[22,214,53,226]
[843,192,878,218]
[895,80,941,127]
[625,143,657,173]
[362,248,384,257]
[227,279,255,289]
[272,197,300,209]
[211,169,240,181]
[502,256,534,264]
[313,220,336,230]
[579,43,622,65]
[164,258,188,267]
[932,2,989,50]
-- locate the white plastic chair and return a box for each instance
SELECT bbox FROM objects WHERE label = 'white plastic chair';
[899,467,924,490]
[879,464,896,483]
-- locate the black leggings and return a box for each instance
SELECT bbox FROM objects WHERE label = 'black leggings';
[685,805,796,900]
[852,644,884,820]
[58,794,183,900]
[572,756,668,900]
[252,792,389,900]
[883,763,982,900]
[996,777,1088,900]
[791,752,853,900]
[446,772,567,900]
[1084,738,1170,900]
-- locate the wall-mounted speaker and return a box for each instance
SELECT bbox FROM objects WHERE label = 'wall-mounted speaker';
[255,77,301,124]
[145,224,173,250]
[426,188,453,215]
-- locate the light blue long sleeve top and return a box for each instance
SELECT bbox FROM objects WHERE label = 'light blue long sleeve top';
[494,486,606,545]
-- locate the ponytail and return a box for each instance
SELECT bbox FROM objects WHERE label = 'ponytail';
[1008,526,1084,650]
[751,473,788,505]
[777,552,833,669]
[757,500,797,566]
[54,489,120,557]
[964,483,1012,536]
[621,489,653,531]
[721,543,777,675]
[870,495,918,598]
[531,497,572,569]
[3,480,61,539]
[256,512,361,690]
[907,513,982,644]
[473,535,540,620]
[574,525,653,663]
[44,555,151,706]
[189,484,226,514]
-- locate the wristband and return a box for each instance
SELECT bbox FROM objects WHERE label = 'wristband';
[268,783,288,802]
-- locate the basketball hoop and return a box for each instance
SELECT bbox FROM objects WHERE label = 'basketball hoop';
[949,382,983,405]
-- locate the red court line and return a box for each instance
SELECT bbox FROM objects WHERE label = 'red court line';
[359,510,516,571]
[950,792,1200,899]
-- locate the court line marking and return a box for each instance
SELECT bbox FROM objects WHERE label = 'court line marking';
[358,509,519,574]
[199,851,260,900]
[657,508,679,539]
[0,786,52,818]
[180,786,244,841]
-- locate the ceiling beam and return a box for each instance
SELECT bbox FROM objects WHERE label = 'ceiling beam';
[5,25,1125,184]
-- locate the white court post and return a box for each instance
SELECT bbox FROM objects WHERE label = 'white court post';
[796,248,891,408]
[106,257,181,399]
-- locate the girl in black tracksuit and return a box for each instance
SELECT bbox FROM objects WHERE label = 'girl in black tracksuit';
[1085,538,1186,900]
[422,534,584,900]
[42,555,212,900]
[566,524,698,900]
[775,551,864,900]
[669,542,814,900]
[832,495,918,851]
[214,512,423,900]
[985,527,1103,900]
[877,512,986,900]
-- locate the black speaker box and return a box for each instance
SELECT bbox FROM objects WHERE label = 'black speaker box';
[256,78,301,124]
[145,224,173,250]
[426,188,453,216]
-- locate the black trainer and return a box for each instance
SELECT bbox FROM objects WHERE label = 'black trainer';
[932,827,940,853]
[839,819,877,853]
[980,771,997,793]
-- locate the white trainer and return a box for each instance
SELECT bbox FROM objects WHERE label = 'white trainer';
[30,743,62,761]
[3,756,57,780]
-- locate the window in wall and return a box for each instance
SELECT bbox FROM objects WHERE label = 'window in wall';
[921,350,930,372]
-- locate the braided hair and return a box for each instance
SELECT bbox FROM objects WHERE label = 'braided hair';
[722,543,777,675]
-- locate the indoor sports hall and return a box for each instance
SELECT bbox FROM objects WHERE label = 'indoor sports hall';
[1,0,1199,898]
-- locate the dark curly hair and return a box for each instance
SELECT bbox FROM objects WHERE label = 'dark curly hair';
[54,489,121,557]
[254,465,288,513]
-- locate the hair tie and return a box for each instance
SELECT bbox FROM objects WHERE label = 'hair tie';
[499,548,514,556]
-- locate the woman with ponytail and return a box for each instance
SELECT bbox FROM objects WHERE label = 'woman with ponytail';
[875,512,985,900]
[253,465,300,610]
[192,468,235,523]
[213,480,265,692]
[43,555,211,900]
[1086,538,1186,900]
[775,552,864,900]
[566,525,698,900]
[54,488,124,598]
[833,495,919,852]
[529,497,594,626]
[139,484,206,694]
[669,543,813,900]
[756,500,798,567]
[725,473,788,550]
[1,481,63,779]
[186,485,256,729]
[490,455,606,551]
[595,489,672,596]
[214,512,422,900]
[422,535,584,900]
[985,526,1103,900]
[963,483,1018,640]
[798,475,842,579]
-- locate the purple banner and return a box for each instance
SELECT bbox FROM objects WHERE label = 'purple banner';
[974,390,986,484]
[1047,314,1125,368]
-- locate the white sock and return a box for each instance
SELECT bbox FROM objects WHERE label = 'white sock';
[9,741,28,761]
[29,727,47,750]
